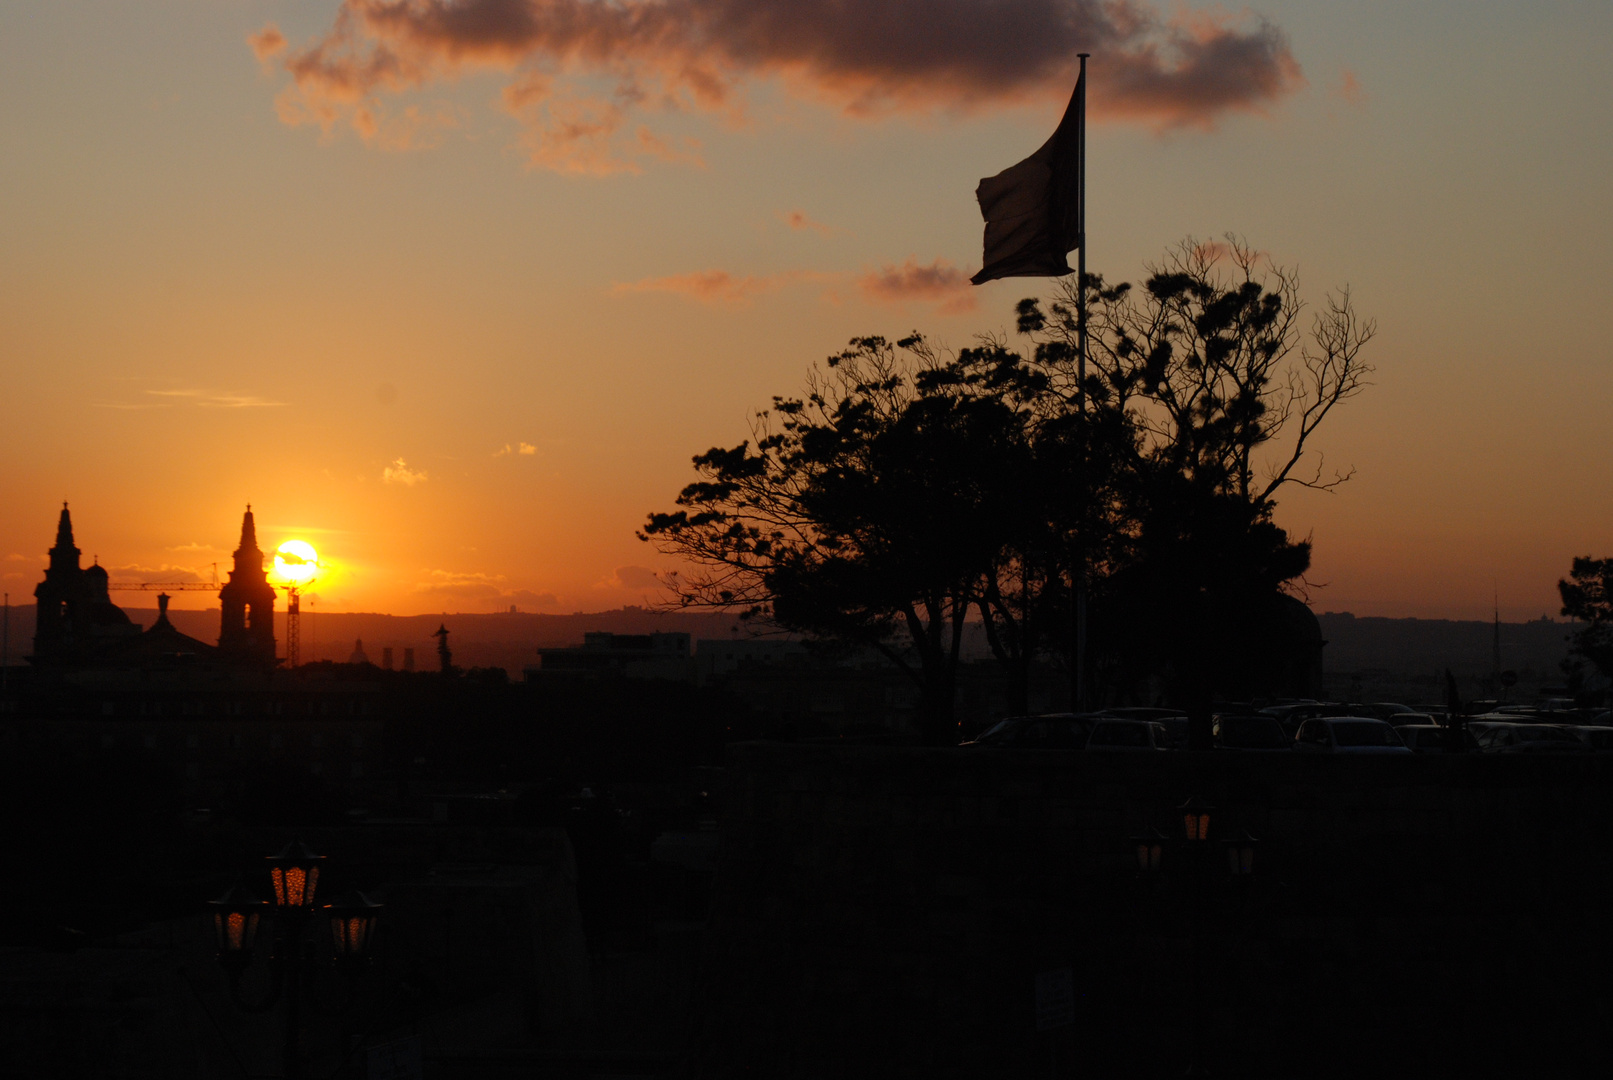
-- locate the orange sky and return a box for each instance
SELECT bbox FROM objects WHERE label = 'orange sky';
[2,2,1611,621]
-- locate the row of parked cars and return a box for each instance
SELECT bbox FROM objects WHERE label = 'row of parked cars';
[960,702,1613,755]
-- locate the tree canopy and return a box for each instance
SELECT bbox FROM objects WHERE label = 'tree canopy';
[643,237,1375,743]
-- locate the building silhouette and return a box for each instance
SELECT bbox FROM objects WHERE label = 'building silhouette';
[28,503,274,670]
[31,503,140,665]
[216,505,277,665]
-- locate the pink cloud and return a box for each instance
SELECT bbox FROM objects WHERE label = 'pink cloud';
[248,25,287,63]
[858,257,976,314]
[781,209,836,236]
[251,1,1303,170]
[1336,69,1367,106]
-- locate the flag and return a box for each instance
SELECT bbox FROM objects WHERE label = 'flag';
[970,69,1084,285]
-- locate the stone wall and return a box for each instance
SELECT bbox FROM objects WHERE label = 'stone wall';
[694,744,1613,1078]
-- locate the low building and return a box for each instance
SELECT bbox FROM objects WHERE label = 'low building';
[527,632,694,682]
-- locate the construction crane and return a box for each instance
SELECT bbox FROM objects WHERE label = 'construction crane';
[283,583,303,668]
[107,563,221,591]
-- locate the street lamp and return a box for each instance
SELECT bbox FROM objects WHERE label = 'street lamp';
[206,841,379,1080]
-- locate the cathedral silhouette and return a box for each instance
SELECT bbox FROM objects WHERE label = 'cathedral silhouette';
[31,504,278,669]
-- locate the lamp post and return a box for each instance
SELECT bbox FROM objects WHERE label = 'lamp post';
[206,841,380,1080]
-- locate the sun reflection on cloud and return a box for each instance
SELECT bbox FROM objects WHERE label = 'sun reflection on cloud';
[272,540,321,587]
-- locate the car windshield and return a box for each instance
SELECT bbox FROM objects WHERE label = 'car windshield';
[1331,721,1401,747]
[1219,718,1287,748]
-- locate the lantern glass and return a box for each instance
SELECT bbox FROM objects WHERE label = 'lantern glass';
[1178,798,1213,842]
[265,840,326,909]
[270,864,319,908]
[324,891,383,959]
[208,880,266,959]
[214,908,260,953]
[331,914,374,957]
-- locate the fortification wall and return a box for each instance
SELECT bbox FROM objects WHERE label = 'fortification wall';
[696,744,1613,1078]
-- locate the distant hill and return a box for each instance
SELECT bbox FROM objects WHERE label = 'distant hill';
[1316,612,1574,684]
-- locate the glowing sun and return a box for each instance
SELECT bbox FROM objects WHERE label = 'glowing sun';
[273,539,320,586]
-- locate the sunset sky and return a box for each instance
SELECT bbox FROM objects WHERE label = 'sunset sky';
[2,1,1610,621]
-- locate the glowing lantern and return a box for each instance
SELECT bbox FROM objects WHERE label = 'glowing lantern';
[1179,796,1213,842]
[324,892,383,959]
[209,880,266,963]
[265,840,326,910]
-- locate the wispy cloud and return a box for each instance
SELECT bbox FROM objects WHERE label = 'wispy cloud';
[251,0,1302,174]
[1335,69,1367,107]
[857,257,975,314]
[617,258,975,313]
[145,389,286,408]
[493,442,538,457]
[382,458,427,485]
[781,209,838,237]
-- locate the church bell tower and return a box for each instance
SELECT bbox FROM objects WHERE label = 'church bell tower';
[217,505,277,666]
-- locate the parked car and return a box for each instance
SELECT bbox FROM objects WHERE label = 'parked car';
[1261,703,1355,738]
[1385,712,1436,728]
[1212,715,1291,751]
[960,714,1098,749]
[1154,716,1189,750]
[1293,717,1412,754]
[1571,726,1613,751]
[1099,707,1188,723]
[1396,725,1478,753]
[1085,719,1172,751]
[1471,722,1591,753]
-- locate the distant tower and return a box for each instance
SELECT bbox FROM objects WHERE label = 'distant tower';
[433,624,453,675]
[349,638,370,665]
[217,506,277,666]
[1492,592,1502,691]
[30,503,136,665]
[33,502,87,660]
[403,647,415,672]
[382,647,394,670]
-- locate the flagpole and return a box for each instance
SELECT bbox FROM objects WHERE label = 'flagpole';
[1074,52,1089,714]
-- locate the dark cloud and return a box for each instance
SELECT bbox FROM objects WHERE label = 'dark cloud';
[256,0,1302,170]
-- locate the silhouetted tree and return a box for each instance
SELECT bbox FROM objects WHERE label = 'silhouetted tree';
[1018,237,1375,729]
[1559,557,1613,691]
[646,237,1374,743]
[643,336,1046,743]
